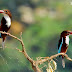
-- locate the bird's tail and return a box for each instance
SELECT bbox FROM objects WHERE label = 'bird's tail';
[2,41,5,49]
[62,57,65,68]
[2,37,6,49]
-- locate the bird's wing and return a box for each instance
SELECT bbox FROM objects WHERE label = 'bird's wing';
[58,37,63,53]
[0,26,2,38]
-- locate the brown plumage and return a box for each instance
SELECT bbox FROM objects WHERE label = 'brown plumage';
[0,9,12,48]
[58,30,72,68]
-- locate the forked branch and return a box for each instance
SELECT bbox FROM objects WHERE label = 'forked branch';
[0,31,72,72]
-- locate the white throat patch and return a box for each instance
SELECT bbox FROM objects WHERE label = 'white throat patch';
[4,14,11,27]
[65,35,69,45]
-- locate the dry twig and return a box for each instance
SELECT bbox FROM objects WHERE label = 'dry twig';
[0,31,72,72]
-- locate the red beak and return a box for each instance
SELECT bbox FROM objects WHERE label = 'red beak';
[0,10,4,13]
[70,32,72,34]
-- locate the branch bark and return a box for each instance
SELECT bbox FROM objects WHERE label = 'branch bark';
[0,31,72,72]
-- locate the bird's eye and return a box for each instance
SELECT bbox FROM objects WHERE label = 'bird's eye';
[67,32,70,34]
[6,11,7,12]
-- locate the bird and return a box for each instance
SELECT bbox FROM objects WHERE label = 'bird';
[58,30,72,68]
[0,9,12,49]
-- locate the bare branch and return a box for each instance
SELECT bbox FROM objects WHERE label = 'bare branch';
[0,31,34,64]
[0,31,72,72]
[37,53,72,64]
[16,48,22,52]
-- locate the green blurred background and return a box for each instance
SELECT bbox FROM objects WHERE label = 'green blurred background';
[0,0,72,72]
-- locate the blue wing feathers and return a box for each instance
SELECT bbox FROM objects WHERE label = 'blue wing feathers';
[58,37,63,53]
[58,42,62,53]
[0,33,2,38]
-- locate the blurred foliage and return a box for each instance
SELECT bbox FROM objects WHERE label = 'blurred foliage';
[0,0,72,72]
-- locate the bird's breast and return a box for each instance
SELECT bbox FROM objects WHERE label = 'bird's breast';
[65,35,69,45]
[4,15,11,27]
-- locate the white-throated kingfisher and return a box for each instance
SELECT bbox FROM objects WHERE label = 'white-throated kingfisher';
[0,9,12,48]
[58,30,72,68]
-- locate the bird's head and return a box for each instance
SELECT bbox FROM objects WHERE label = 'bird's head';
[0,9,12,18]
[61,30,72,37]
